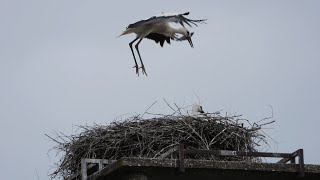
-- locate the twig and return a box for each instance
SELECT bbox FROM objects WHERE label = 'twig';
[141,101,158,118]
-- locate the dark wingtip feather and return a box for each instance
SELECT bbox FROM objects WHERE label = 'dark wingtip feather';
[146,33,171,47]
[182,12,190,16]
[160,40,164,47]
[166,38,170,44]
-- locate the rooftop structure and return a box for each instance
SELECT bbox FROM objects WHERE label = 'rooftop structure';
[66,144,320,180]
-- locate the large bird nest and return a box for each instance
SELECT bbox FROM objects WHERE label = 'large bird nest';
[47,104,274,179]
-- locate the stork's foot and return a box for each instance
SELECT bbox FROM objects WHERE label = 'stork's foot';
[139,65,148,76]
[133,65,139,76]
[132,65,147,76]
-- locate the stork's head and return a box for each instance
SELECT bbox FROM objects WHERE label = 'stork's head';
[191,104,205,114]
[118,28,133,37]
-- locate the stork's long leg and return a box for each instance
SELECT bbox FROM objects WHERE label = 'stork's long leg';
[135,38,147,76]
[129,37,139,75]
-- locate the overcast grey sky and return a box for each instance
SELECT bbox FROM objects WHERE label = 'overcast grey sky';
[1,0,320,179]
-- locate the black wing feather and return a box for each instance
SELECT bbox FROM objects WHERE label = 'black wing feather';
[145,33,171,47]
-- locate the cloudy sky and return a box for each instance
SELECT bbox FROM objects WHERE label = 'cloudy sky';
[1,0,320,179]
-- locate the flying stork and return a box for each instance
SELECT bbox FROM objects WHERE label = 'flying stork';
[119,12,207,76]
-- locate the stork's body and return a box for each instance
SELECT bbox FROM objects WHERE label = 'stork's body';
[119,12,207,76]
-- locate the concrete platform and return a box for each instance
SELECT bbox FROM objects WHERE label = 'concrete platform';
[86,157,320,180]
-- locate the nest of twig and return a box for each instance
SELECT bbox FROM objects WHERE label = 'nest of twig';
[48,109,274,179]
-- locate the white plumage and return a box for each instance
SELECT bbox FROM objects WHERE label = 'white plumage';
[192,104,205,114]
[119,12,207,76]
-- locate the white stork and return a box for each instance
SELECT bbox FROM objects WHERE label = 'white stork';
[119,12,207,76]
[192,104,205,114]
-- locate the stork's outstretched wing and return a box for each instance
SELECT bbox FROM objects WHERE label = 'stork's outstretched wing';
[127,12,207,29]
[157,12,207,28]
